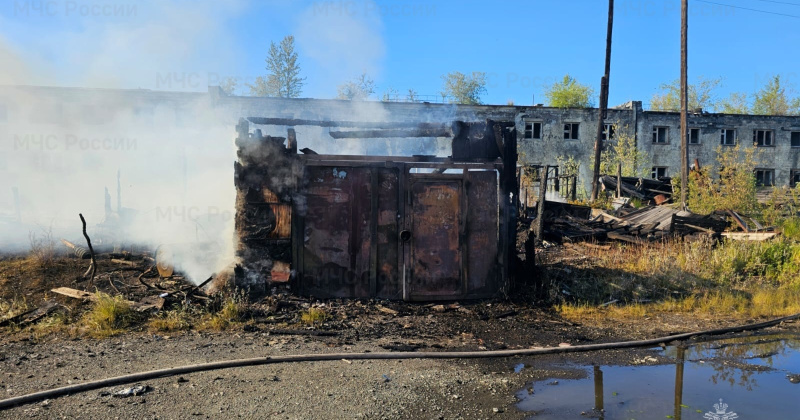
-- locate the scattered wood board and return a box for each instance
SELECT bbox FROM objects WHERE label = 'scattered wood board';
[51,287,161,312]
[721,232,779,241]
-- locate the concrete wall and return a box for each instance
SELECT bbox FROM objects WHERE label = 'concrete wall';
[638,110,800,185]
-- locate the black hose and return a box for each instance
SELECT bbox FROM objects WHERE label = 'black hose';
[1,311,798,410]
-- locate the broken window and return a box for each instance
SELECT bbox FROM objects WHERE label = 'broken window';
[755,169,774,187]
[524,121,542,139]
[689,128,700,144]
[602,124,615,141]
[791,170,800,188]
[792,132,800,148]
[563,123,579,140]
[651,166,667,179]
[753,130,774,147]
[720,129,736,146]
[652,126,668,144]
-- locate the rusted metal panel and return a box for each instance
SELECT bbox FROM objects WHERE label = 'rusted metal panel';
[407,178,463,299]
[300,166,373,298]
[466,170,499,295]
[294,158,508,301]
[375,168,401,299]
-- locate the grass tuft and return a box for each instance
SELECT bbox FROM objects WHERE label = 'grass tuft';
[148,306,193,332]
[300,307,329,326]
[81,292,135,338]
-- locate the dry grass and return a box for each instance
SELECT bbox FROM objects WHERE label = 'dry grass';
[300,307,328,326]
[81,292,136,338]
[148,307,193,332]
[559,287,800,322]
[198,293,246,331]
[0,296,30,322]
[553,235,800,322]
[28,228,56,268]
[29,312,69,340]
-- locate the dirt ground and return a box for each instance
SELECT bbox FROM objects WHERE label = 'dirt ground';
[1,254,798,419]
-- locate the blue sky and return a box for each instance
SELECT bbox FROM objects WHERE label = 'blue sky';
[1,0,799,107]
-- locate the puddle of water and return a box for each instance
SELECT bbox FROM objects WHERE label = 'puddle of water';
[516,334,800,419]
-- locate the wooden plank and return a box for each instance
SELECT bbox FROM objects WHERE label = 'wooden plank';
[51,287,96,301]
[721,232,779,241]
[51,287,159,311]
[607,231,647,244]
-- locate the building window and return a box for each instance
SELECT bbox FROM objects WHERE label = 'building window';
[755,169,774,187]
[652,126,669,144]
[792,132,800,148]
[720,129,736,146]
[563,123,579,140]
[524,122,542,139]
[791,170,800,187]
[754,130,774,147]
[651,166,668,179]
[689,128,700,144]
[602,124,615,141]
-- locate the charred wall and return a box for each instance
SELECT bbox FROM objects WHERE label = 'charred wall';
[233,118,299,294]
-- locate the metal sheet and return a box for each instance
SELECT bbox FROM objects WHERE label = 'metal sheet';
[300,166,373,298]
[466,170,499,294]
[408,179,462,298]
[294,158,508,301]
[375,168,401,299]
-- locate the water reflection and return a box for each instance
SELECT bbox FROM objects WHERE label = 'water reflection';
[516,334,800,419]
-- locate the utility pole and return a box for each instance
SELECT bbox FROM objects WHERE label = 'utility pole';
[590,0,614,202]
[680,0,689,209]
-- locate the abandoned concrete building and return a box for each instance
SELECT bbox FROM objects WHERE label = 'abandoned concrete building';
[3,85,799,197]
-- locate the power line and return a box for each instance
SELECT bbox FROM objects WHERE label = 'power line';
[694,0,800,17]
[755,0,800,7]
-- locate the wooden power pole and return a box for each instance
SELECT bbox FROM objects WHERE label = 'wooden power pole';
[591,0,614,201]
[680,0,689,209]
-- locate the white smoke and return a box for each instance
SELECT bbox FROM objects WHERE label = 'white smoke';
[0,1,248,283]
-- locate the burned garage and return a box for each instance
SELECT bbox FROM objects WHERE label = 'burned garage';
[233,117,518,300]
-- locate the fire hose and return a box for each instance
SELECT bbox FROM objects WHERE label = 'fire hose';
[1,311,799,410]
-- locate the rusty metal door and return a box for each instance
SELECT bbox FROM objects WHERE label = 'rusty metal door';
[405,176,464,299]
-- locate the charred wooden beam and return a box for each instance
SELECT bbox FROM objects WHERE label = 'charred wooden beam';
[247,117,453,131]
[328,128,452,139]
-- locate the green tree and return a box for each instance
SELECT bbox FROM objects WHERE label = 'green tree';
[649,76,721,112]
[544,75,595,108]
[680,145,760,215]
[337,73,375,100]
[717,92,750,114]
[440,71,487,105]
[752,75,799,116]
[248,35,305,98]
[595,126,650,177]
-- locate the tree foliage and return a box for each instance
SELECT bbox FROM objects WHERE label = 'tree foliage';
[248,35,305,98]
[679,145,760,215]
[544,75,595,108]
[595,126,651,178]
[752,75,800,116]
[649,76,721,112]
[337,73,376,100]
[440,71,487,105]
[717,92,750,114]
